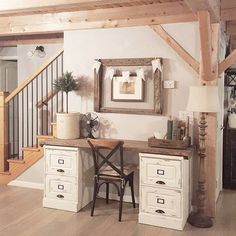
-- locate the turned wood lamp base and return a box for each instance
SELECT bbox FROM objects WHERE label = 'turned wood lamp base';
[187,112,213,229]
[186,86,220,229]
[188,212,213,228]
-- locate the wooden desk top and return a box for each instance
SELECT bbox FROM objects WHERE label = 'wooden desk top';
[40,138,194,159]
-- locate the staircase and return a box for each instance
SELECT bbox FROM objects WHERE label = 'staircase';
[0,49,64,184]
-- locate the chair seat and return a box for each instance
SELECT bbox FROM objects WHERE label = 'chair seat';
[99,163,136,177]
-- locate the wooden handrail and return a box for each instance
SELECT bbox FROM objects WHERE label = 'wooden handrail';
[5,48,64,104]
[36,90,58,108]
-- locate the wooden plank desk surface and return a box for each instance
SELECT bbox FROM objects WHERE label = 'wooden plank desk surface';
[40,138,194,159]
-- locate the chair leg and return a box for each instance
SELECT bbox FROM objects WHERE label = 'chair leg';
[106,182,109,204]
[129,173,136,208]
[119,186,124,222]
[91,178,98,216]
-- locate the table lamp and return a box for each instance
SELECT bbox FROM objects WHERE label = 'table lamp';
[186,85,220,228]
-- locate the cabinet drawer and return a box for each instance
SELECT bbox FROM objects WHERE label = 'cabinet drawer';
[140,156,182,188]
[45,148,78,176]
[45,175,78,201]
[141,186,181,218]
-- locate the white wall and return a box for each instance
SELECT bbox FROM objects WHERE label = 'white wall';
[12,24,200,198]
[17,43,63,84]
[64,24,199,140]
[0,47,17,59]
[64,24,200,200]
[9,157,44,189]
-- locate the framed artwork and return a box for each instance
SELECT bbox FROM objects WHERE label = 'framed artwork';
[94,58,163,115]
[111,76,144,102]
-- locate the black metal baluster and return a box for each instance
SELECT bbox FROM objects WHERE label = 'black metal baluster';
[22,91,24,149]
[17,95,19,158]
[26,85,29,147]
[61,54,64,113]
[4,69,7,92]
[41,73,43,135]
[36,77,39,145]
[8,102,11,158]
[12,98,15,158]
[56,58,59,112]
[51,63,54,123]
[31,82,34,147]
[46,67,49,135]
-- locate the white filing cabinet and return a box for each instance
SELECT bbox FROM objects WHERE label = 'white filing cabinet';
[43,145,93,212]
[139,153,190,230]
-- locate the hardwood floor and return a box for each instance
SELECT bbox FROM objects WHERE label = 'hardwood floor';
[0,186,236,236]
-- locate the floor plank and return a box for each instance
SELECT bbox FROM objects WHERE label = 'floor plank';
[0,186,236,236]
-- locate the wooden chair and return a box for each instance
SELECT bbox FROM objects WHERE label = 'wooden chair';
[87,138,136,221]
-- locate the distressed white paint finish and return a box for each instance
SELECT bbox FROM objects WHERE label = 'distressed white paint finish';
[139,153,190,230]
[43,145,93,212]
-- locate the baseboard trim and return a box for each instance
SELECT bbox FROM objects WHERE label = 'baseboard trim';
[8,180,44,190]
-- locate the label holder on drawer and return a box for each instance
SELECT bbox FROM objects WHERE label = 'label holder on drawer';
[157,198,165,204]
[58,159,64,164]
[58,185,64,190]
[157,169,165,175]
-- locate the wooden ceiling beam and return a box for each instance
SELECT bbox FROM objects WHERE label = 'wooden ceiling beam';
[184,0,220,22]
[0,33,63,46]
[222,9,236,21]
[0,0,157,11]
[226,21,236,35]
[0,3,196,36]
[198,11,213,81]
[221,0,236,21]
[0,0,182,16]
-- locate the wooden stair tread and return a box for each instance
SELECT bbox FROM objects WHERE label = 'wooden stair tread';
[0,171,11,175]
[7,159,25,164]
[22,147,40,152]
[0,150,44,185]
[37,135,54,139]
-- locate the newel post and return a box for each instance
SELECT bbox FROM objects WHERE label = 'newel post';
[0,92,9,172]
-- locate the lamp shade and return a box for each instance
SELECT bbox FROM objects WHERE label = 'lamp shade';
[186,86,220,113]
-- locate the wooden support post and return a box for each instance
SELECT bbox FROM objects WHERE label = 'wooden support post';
[205,23,219,218]
[198,11,219,218]
[198,11,213,81]
[0,92,9,172]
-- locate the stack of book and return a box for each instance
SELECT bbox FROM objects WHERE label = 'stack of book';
[167,117,189,141]
[148,116,190,149]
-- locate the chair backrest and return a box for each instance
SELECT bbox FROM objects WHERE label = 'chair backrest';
[87,138,125,177]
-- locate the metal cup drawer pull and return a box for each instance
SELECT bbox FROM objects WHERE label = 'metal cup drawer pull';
[157,169,165,175]
[57,194,64,199]
[156,180,166,185]
[156,209,165,214]
[57,169,65,173]
[157,198,165,204]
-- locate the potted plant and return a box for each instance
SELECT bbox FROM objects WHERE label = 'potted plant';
[54,71,80,139]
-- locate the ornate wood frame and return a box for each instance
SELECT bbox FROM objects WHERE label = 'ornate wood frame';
[94,58,163,115]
